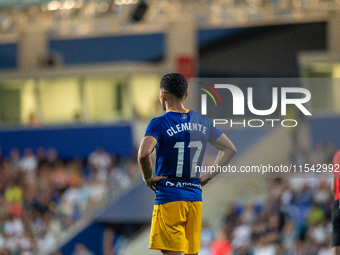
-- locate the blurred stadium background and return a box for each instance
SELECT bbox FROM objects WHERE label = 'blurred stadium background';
[0,0,340,254]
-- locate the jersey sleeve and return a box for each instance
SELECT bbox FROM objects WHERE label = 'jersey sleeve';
[207,120,223,144]
[145,118,162,142]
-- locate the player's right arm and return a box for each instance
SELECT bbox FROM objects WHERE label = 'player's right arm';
[138,136,167,191]
[199,133,237,186]
[138,135,157,180]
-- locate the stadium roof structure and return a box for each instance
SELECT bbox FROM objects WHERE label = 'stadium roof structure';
[0,0,338,43]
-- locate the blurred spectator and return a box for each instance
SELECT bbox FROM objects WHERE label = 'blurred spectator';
[294,184,313,206]
[108,159,130,190]
[72,243,95,255]
[252,234,277,255]
[308,222,328,245]
[88,176,108,203]
[313,180,332,206]
[4,233,17,253]
[210,228,233,255]
[4,215,24,237]
[50,161,68,194]
[281,220,298,251]
[308,203,325,226]
[124,159,138,180]
[88,147,113,187]
[201,221,214,255]
[9,148,21,170]
[318,240,332,255]
[33,190,52,216]
[281,185,293,206]
[27,113,40,127]
[19,148,38,183]
[37,229,55,252]
[234,245,251,255]
[265,214,280,244]
[232,219,251,249]
[88,147,111,171]
[290,239,304,255]
[46,148,58,169]
[18,231,33,252]
[240,204,255,225]
[223,207,238,228]
[74,112,82,123]
[4,180,23,204]
[37,147,47,168]
[51,250,62,255]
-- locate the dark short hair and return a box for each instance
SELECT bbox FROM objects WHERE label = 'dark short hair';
[160,73,188,99]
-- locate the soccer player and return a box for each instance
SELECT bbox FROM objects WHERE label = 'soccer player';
[138,73,237,255]
[332,150,340,255]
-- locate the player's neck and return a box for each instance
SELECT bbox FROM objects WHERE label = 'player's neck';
[165,102,187,113]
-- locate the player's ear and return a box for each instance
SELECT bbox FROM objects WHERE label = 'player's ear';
[184,92,188,100]
[161,90,166,101]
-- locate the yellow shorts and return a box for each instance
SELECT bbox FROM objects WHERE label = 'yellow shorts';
[149,201,202,254]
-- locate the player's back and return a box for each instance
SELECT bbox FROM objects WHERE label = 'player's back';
[145,110,222,205]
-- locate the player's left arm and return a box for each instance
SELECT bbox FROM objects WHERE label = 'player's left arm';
[138,135,167,191]
[199,133,237,186]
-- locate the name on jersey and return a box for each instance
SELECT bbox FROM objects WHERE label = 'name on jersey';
[166,123,207,137]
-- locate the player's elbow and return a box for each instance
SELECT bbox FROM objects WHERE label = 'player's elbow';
[220,146,237,157]
[228,145,237,156]
[138,148,151,161]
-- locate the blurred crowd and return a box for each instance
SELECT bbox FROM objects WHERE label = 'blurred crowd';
[0,147,138,255]
[201,142,337,255]
[0,140,337,255]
